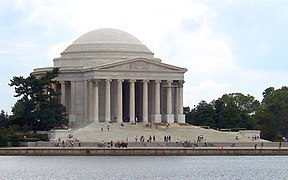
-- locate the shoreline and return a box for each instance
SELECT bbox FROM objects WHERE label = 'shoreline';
[1,147,288,156]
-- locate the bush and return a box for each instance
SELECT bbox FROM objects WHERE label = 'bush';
[20,138,40,142]
[38,133,49,141]
[9,134,21,147]
[0,134,8,147]
[24,133,49,141]
[231,128,247,132]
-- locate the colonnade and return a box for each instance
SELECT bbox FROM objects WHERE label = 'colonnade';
[56,79,185,124]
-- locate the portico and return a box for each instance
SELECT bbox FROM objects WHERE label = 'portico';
[56,76,185,124]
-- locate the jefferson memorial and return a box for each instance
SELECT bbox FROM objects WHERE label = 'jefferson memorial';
[33,28,187,126]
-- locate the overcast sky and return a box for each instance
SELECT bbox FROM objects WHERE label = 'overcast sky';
[1,0,287,113]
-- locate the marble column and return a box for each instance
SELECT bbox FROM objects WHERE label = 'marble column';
[129,80,136,122]
[142,80,149,123]
[83,80,88,122]
[88,80,93,122]
[93,80,99,122]
[166,80,174,123]
[105,79,111,122]
[153,80,161,123]
[177,80,185,123]
[60,81,66,106]
[117,79,123,123]
[69,81,76,123]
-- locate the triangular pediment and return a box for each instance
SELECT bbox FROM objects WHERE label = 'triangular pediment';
[96,57,187,72]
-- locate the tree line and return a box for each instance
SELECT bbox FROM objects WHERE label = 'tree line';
[184,87,288,141]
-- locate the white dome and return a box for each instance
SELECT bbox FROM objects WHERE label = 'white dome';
[62,28,152,55]
[73,28,143,45]
[55,28,154,67]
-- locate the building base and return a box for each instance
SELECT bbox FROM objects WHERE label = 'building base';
[69,114,76,124]
[177,114,185,123]
[166,114,174,124]
[151,114,162,123]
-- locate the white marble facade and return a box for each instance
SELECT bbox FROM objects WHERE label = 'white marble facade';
[33,28,187,126]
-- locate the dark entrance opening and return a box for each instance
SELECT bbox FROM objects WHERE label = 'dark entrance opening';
[135,81,143,122]
[122,81,130,122]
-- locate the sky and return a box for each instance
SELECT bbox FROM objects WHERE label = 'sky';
[0,0,287,114]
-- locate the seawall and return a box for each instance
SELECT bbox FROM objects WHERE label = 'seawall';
[1,147,288,156]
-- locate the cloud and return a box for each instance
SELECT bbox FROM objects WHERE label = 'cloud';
[1,0,238,109]
[1,0,288,114]
[47,40,72,60]
[184,80,230,106]
[0,40,38,55]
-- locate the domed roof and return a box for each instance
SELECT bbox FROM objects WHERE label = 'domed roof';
[56,28,154,67]
[72,28,143,45]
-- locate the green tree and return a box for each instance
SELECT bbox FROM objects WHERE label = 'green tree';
[259,86,288,139]
[191,101,216,128]
[0,134,8,147]
[255,110,277,141]
[213,99,225,127]
[216,93,259,129]
[9,68,68,131]
[0,110,9,127]
[189,93,260,129]
[183,106,191,123]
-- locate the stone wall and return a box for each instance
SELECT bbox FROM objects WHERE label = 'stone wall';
[1,147,288,156]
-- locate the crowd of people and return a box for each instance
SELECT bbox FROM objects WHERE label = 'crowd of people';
[55,136,81,148]
[135,135,157,142]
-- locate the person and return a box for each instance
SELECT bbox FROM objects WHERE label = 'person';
[204,139,208,147]
[197,136,201,143]
[69,132,73,138]
[153,135,156,142]
[261,142,264,149]
[279,141,282,149]
[254,144,257,149]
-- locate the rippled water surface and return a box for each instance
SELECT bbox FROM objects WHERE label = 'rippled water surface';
[0,156,287,180]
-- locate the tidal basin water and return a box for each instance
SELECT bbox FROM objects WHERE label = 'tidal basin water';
[0,156,287,180]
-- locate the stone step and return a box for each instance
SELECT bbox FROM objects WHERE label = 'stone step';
[67,122,253,143]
